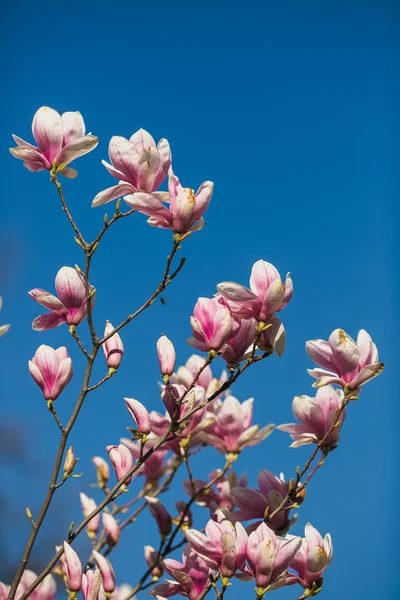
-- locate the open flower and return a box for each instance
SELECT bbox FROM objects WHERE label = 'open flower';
[28,345,73,401]
[92,129,171,207]
[306,329,384,393]
[0,296,10,337]
[29,266,93,331]
[188,297,235,352]
[124,170,213,234]
[10,107,98,177]
[277,386,345,448]
[217,260,292,323]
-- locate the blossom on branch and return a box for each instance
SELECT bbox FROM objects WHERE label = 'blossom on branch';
[106,444,134,485]
[28,344,73,401]
[92,128,171,207]
[29,266,93,331]
[188,297,236,352]
[103,321,124,369]
[10,106,98,177]
[306,328,383,393]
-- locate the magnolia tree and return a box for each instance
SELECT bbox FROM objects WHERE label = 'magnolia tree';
[1,106,384,600]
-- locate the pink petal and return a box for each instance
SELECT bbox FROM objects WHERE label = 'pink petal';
[124,192,171,221]
[92,183,135,207]
[129,128,156,152]
[328,329,360,375]
[350,362,384,389]
[56,135,98,166]
[109,136,140,184]
[306,339,337,371]
[32,106,63,163]
[55,267,86,310]
[32,313,66,331]
[217,282,259,303]
[59,167,78,178]
[249,260,280,299]
[28,288,66,313]
[61,112,85,145]
[192,181,214,222]
[9,146,50,169]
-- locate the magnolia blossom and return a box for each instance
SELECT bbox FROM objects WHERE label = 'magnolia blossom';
[243,523,302,591]
[286,523,333,594]
[184,470,247,512]
[106,444,134,484]
[144,545,164,580]
[217,260,293,323]
[306,328,384,393]
[199,395,274,454]
[64,542,83,592]
[12,571,56,600]
[157,334,176,376]
[92,456,110,488]
[81,569,101,600]
[231,470,295,534]
[29,266,93,330]
[10,106,98,177]
[186,513,248,578]
[0,296,10,337]
[188,297,235,352]
[28,345,73,401]
[92,552,116,594]
[125,398,152,435]
[277,386,345,448]
[146,497,173,537]
[103,321,124,369]
[149,545,214,600]
[102,513,120,546]
[221,317,257,365]
[124,169,213,234]
[92,129,171,207]
[173,354,227,398]
[79,493,100,537]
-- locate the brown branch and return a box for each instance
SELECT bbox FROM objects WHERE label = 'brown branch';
[50,173,86,246]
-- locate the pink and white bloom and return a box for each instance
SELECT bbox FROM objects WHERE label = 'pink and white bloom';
[14,571,57,600]
[0,296,10,337]
[221,317,257,365]
[102,513,120,546]
[306,329,384,393]
[125,398,152,435]
[82,569,101,600]
[157,334,176,376]
[149,545,214,600]
[146,497,173,537]
[199,395,274,454]
[92,552,116,594]
[63,542,83,592]
[217,260,293,323]
[286,523,333,593]
[186,513,248,578]
[10,107,98,177]
[92,129,171,207]
[103,321,124,369]
[79,493,100,537]
[29,266,93,331]
[244,523,302,591]
[124,170,213,234]
[231,470,295,534]
[28,345,73,401]
[106,444,134,484]
[188,297,235,352]
[277,386,345,448]
[93,456,110,487]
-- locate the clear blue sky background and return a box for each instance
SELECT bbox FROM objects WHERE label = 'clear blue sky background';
[0,1,398,598]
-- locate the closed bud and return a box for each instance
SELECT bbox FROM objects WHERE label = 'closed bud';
[146,496,172,537]
[64,447,78,477]
[81,569,101,600]
[79,493,100,538]
[102,513,120,546]
[124,398,152,435]
[92,456,110,488]
[92,551,116,594]
[103,321,124,369]
[156,335,176,376]
[106,444,134,484]
[144,545,163,580]
[63,542,83,593]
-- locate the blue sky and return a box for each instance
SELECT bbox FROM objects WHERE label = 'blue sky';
[0,0,398,598]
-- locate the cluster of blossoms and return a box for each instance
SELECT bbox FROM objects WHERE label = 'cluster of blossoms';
[1,106,384,600]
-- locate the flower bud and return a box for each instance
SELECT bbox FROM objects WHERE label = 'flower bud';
[92,551,116,594]
[102,513,120,546]
[29,345,73,401]
[124,397,152,435]
[79,493,100,538]
[144,545,164,580]
[81,569,101,600]
[156,335,176,376]
[63,542,83,593]
[103,321,124,369]
[106,444,134,484]
[92,456,110,488]
[146,496,172,537]
[64,447,78,477]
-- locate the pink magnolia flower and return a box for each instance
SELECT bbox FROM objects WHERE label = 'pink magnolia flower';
[14,571,57,600]
[188,297,235,352]
[124,170,214,234]
[184,470,247,512]
[0,296,10,337]
[29,266,93,331]
[82,569,101,600]
[217,260,293,323]
[92,129,171,207]
[244,523,302,592]
[199,395,274,454]
[64,542,83,592]
[221,317,257,365]
[149,545,214,600]
[174,354,227,398]
[120,438,171,484]
[146,497,173,537]
[231,470,295,534]
[92,456,110,488]
[92,552,116,594]
[277,386,345,449]
[79,493,100,537]
[186,513,248,578]
[157,334,176,376]
[144,544,164,579]
[286,523,333,594]
[29,345,73,401]
[306,328,384,393]
[10,107,98,177]
[125,398,152,435]
[106,444,134,485]
[103,321,124,369]
[102,513,120,546]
